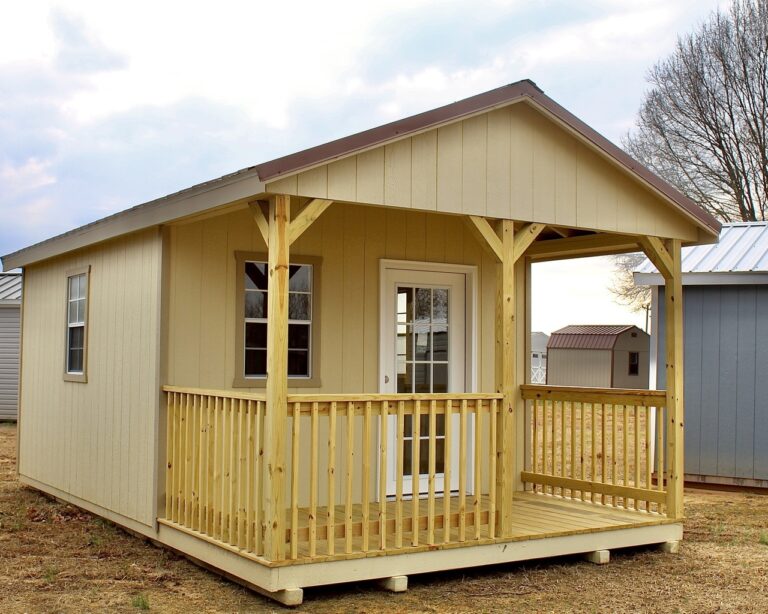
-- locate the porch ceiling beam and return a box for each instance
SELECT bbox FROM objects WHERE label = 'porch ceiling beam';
[465,216,503,262]
[289,199,334,246]
[637,235,673,279]
[525,233,639,261]
[249,200,270,247]
[512,223,545,261]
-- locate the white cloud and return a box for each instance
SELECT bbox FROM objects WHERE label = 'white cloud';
[0,158,57,196]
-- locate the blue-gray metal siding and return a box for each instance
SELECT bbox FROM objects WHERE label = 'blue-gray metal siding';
[657,285,768,482]
[0,306,20,420]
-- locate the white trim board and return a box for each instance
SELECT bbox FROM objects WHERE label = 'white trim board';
[634,272,768,286]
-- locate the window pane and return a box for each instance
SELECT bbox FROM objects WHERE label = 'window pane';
[68,348,83,373]
[68,275,79,300]
[288,323,309,349]
[415,288,431,323]
[433,288,448,323]
[245,349,266,377]
[245,322,267,349]
[397,287,412,323]
[397,362,413,393]
[68,300,78,324]
[414,363,430,393]
[288,350,309,377]
[69,326,84,350]
[78,274,87,299]
[288,293,311,321]
[76,298,85,323]
[414,324,430,361]
[289,265,311,292]
[245,290,267,318]
[245,262,268,290]
[433,364,448,393]
[432,325,448,361]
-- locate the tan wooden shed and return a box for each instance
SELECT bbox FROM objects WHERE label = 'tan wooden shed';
[547,325,650,389]
[1,80,719,605]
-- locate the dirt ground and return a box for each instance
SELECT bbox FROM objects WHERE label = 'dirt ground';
[1,422,767,613]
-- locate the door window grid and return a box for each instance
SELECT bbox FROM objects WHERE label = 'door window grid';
[396,286,449,477]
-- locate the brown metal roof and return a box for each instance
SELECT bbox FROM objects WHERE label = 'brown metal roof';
[253,79,720,237]
[547,325,641,350]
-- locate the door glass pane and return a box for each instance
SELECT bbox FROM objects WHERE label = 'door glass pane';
[414,324,430,361]
[414,288,431,323]
[432,325,448,361]
[433,363,448,393]
[397,287,412,323]
[397,362,412,393]
[433,288,448,323]
[414,363,430,393]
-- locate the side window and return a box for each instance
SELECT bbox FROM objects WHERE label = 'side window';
[65,267,89,382]
[628,351,639,376]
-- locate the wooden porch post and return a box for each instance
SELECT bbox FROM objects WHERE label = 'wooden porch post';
[664,239,684,519]
[496,220,515,537]
[263,194,290,560]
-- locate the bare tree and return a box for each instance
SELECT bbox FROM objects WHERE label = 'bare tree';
[624,0,768,222]
[609,252,651,309]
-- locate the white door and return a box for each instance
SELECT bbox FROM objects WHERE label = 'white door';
[380,264,471,497]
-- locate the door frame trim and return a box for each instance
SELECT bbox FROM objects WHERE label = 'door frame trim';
[378,259,478,396]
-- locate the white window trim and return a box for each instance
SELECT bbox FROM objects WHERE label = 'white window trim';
[64,265,90,383]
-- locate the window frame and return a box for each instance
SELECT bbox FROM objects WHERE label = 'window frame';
[64,265,90,383]
[628,351,640,376]
[233,251,321,388]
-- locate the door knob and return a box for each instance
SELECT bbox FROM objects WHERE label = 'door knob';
[384,375,390,384]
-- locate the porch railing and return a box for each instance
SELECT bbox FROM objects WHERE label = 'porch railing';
[162,386,502,562]
[520,385,667,514]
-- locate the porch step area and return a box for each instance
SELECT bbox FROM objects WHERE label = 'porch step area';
[280,490,670,562]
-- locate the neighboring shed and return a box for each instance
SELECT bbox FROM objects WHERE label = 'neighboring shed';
[547,325,650,388]
[0,273,22,420]
[530,331,549,384]
[635,221,768,489]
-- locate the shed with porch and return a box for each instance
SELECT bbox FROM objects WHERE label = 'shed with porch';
[2,80,719,605]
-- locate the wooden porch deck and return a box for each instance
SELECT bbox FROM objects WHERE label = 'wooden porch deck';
[280,490,670,563]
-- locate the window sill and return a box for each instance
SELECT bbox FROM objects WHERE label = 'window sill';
[64,372,88,383]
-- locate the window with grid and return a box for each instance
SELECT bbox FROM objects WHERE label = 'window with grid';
[66,272,87,375]
[243,261,313,378]
[628,351,640,376]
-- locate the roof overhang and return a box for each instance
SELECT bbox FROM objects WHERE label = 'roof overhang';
[634,271,768,286]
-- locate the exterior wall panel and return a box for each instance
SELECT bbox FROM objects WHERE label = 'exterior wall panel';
[19,229,162,527]
[0,306,20,420]
[546,349,612,387]
[657,285,768,484]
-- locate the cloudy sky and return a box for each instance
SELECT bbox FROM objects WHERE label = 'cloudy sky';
[0,0,726,333]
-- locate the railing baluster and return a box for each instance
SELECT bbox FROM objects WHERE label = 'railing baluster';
[657,406,664,514]
[560,400,566,498]
[474,400,482,539]
[245,400,253,552]
[255,400,263,556]
[327,401,337,556]
[362,400,371,552]
[591,403,597,504]
[345,401,354,554]
[229,398,238,544]
[645,406,652,512]
[428,400,437,545]
[411,400,421,547]
[623,404,629,509]
[489,399,497,539]
[459,399,467,542]
[290,402,301,560]
[165,392,174,523]
[379,401,388,551]
[443,400,452,544]
[309,401,319,557]
[542,399,549,494]
[396,400,404,549]
[208,397,217,536]
[601,404,607,505]
[580,402,586,502]
[570,401,576,500]
[611,404,617,507]
[532,398,539,491]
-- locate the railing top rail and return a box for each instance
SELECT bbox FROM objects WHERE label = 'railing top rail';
[286,392,503,403]
[162,385,267,402]
[520,384,666,407]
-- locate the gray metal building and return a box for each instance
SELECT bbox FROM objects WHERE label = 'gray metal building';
[635,222,768,488]
[546,324,650,389]
[0,273,21,420]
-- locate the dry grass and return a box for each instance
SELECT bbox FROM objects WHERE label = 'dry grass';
[1,422,767,613]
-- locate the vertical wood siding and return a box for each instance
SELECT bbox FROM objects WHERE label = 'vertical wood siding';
[546,349,613,388]
[657,285,768,482]
[266,103,698,241]
[0,306,20,419]
[167,204,500,505]
[19,229,162,527]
